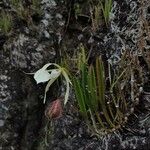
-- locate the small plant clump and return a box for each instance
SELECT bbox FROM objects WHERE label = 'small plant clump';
[72,0,112,32]
[10,0,42,26]
[100,0,112,26]
[10,0,28,20]
[31,46,142,135]
[0,11,12,34]
[92,4,102,31]
[90,0,112,28]
[71,49,142,134]
[72,57,122,133]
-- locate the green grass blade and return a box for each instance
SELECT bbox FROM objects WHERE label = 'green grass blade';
[96,57,115,128]
[72,77,88,119]
[110,69,127,92]
[96,57,105,102]
[87,65,98,110]
[95,112,105,128]
[108,0,112,13]
[81,64,91,107]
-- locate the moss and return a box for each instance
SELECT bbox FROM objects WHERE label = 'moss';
[0,11,12,34]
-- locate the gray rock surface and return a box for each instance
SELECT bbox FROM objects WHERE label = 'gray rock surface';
[0,0,150,150]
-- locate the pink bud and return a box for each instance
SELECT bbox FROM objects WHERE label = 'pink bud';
[45,99,63,119]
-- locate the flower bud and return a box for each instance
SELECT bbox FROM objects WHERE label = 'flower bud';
[45,99,63,119]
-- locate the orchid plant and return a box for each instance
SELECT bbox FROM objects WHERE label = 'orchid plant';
[33,63,71,104]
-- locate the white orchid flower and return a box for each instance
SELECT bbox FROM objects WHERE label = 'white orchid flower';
[33,63,71,105]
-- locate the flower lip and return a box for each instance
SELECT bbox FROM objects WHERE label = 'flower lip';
[34,69,51,84]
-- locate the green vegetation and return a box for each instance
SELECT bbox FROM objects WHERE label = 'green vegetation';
[73,0,112,30]
[0,11,12,34]
[90,3,102,31]
[71,48,137,134]
[31,42,142,135]
[10,0,42,25]
[93,5,102,30]
[10,0,30,22]
[74,3,82,19]
[90,0,112,27]
[31,0,42,15]
[10,0,20,7]
[72,57,127,133]
[60,44,87,74]
[100,0,112,25]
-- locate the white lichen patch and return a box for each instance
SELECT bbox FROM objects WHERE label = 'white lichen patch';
[0,75,11,102]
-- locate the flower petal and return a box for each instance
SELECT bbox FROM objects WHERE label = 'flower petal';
[34,70,51,84]
[34,63,52,84]
[62,69,72,105]
[49,69,61,79]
